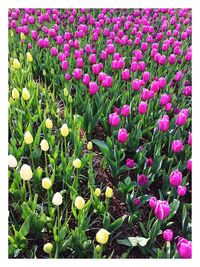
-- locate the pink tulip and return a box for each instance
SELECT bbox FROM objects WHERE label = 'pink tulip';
[154,200,170,220]
[137,174,149,186]
[159,115,170,132]
[73,68,82,80]
[118,128,128,143]
[89,82,98,95]
[177,238,192,258]
[169,170,182,187]
[163,229,173,241]
[138,102,148,114]
[126,158,135,168]
[177,185,187,197]
[121,105,130,117]
[109,113,120,127]
[172,140,183,153]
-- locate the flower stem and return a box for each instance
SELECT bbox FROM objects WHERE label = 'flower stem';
[27,180,32,202]
[45,151,48,177]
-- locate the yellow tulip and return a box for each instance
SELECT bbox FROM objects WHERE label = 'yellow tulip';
[45,118,53,129]
[40,139,49,151]
[13,58,21,69]
[20,164,33,181]
[20,32,25,40]
[96,228,110,245]
[12,88,19,99]
[64,88,69,96]
[22,87,30,100]
[68,95,72,103]
[42,177,52,190]
[74,196,85,210]
[105,186,113,198]
[43,243,53,254]
[87,141,93,150]
[73,158,81,169]
[24,131,33,145]
[94,188,101,197]
[26,52,33,62]
[60,123,69,137]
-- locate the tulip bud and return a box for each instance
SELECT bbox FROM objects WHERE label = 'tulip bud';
[109,113,120,127]
[126,158,135,168]
[138,101,148,115]
[52,192,63,206]
[158,115,170,132]
[154,200,170,220]
[94,188,101,197]
[20,32,25,41]
[149,196,157,208]
[42,177,52,190]
[20,164,33,180]
[96,228,110,244]
[163,229,173,241]
[60,124,69,137]
[40,139,49,151]
[26,52,33,62]
[105,186,113,198]
[74,196,85,210]
[22,88,30,101]
[13,58,21,69]
[43,243,53,254]
[45,118,53,129]
[73,158,82,169]
[12,88,19,99]
[8,154,17,168]
[172,140,183,153]
[118,128,128,143]
[95,245,101,253]
[68,95,72,103]
[177,238,192,258]
[64,88,69,96]
[24,131,33,144]
[137,174,149,186]
[177,185,187,197]
[87,141,93,150]
[169,170,182,187]
[121,105,130,117]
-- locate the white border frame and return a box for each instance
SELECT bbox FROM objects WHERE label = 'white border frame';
[1,1,199,267]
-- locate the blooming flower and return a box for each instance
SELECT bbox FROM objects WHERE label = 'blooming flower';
[73,158,82,169]
[177,237,192,258]
[163,229,173,241]
[20,164,33,181]
[118,128,128,143]
[75,196,85,210]
[42,177,52,190]
[52,192,63,206]
[109,113,120,127]
[154,200,170,220]
[8,155,17,168]
[105,186,113,198]
[96,228,110,244]
[24,131,33,145]
[169,170,182,187]
[40,139,49,151]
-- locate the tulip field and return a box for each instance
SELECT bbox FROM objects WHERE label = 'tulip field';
[8,8,192,259]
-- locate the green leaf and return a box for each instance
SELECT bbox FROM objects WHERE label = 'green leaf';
[92,139,109,151]
[168,199,180,220]
[19,216,30,237]
[108,217,124,232]
[149,219,161,241]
